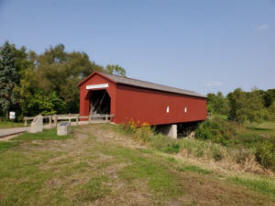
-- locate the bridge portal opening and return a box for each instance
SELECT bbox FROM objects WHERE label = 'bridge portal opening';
[90,90,110,115]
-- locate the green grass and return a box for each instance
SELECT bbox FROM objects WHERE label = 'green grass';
[248,121,275,131]
[0,151,59,206]
[0,121,24,129]
[0,128,74,153]
[0,124,274,205]
[14,128,74,141]
[228,176,275,199]
[242,121,275,140]
[79,176,110,202]
[0,141,19,152]
[99,145,182,201]
[234,121,275,148]
[0,127,78,206]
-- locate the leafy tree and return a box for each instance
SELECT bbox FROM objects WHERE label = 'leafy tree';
[106,64,126,76]
[227,88,265,123]
[24,90,66,116]
[19,44,104,115]
[0,41,19,119]
[263,89,275,107]
[268,102,275,120]
[207,92,229,115]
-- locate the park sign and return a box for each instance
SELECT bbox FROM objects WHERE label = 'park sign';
[9,111,16,120]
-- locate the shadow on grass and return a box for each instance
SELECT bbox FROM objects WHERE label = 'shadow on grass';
[177,165,212,175]
[247,127,273,132]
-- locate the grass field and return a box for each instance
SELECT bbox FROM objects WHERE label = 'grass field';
[240,121,275,144]
[0,124,274,206]
[0,121,24,129]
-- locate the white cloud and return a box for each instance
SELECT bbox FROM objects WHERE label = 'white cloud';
[206,81,223,87]
[257,24,270,31]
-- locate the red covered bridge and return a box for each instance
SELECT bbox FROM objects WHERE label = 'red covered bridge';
[78,71,207,138]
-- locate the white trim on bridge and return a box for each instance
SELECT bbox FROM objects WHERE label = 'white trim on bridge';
[86,83,109,90]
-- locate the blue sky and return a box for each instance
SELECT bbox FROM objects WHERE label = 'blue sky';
[0,0,274,95]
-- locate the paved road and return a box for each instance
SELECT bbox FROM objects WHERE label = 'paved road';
[0,127,29,138]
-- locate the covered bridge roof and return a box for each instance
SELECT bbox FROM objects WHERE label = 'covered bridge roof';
[78,71,206,98]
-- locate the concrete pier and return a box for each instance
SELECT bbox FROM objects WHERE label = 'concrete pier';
[158,124,177,139]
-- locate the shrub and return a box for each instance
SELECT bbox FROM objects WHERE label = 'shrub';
[135,122,153,143]
[212,147,223,161]
[195,117,236,145]
[122,120,181,153]
[122,120,154,143]
[255,141,275,169]
[267,102,275,120]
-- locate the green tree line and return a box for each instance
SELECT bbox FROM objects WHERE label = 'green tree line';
[207,88,275,123]
[0,42,125,120]
[1,41,274,123]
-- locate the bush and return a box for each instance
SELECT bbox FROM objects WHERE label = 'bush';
[122,120,181,154]
[135,122,153,143]
[122,120,153,143]
[195,117,236,145]
[255,141,275,169]
[212,147,223,161]
[267,103,275,120]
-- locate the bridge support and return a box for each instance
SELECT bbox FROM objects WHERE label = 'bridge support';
[157,124,177,139]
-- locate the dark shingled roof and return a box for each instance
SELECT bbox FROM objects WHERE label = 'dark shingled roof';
[78,71,206,98]
[102,72,206,98]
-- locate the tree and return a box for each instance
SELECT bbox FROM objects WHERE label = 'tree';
[0,41,19,119]
[207,92,229,115]
[106,64,126,76]
[24,90,66,116]
[268,102,275,120]
[263,89,275,107]
[19,44,104,115]
[227,88,265,123]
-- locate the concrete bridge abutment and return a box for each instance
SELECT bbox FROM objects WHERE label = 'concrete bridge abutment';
[157,124,177,139]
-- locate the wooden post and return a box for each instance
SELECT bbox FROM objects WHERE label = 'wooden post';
[49,116,52,128]
[24,118,27,127]
[76,115,79,125]
[54,115,57,127]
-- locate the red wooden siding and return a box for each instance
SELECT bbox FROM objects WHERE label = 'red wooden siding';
[115,84,207,125]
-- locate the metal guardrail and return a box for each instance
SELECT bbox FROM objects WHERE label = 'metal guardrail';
[24,114,114,127]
